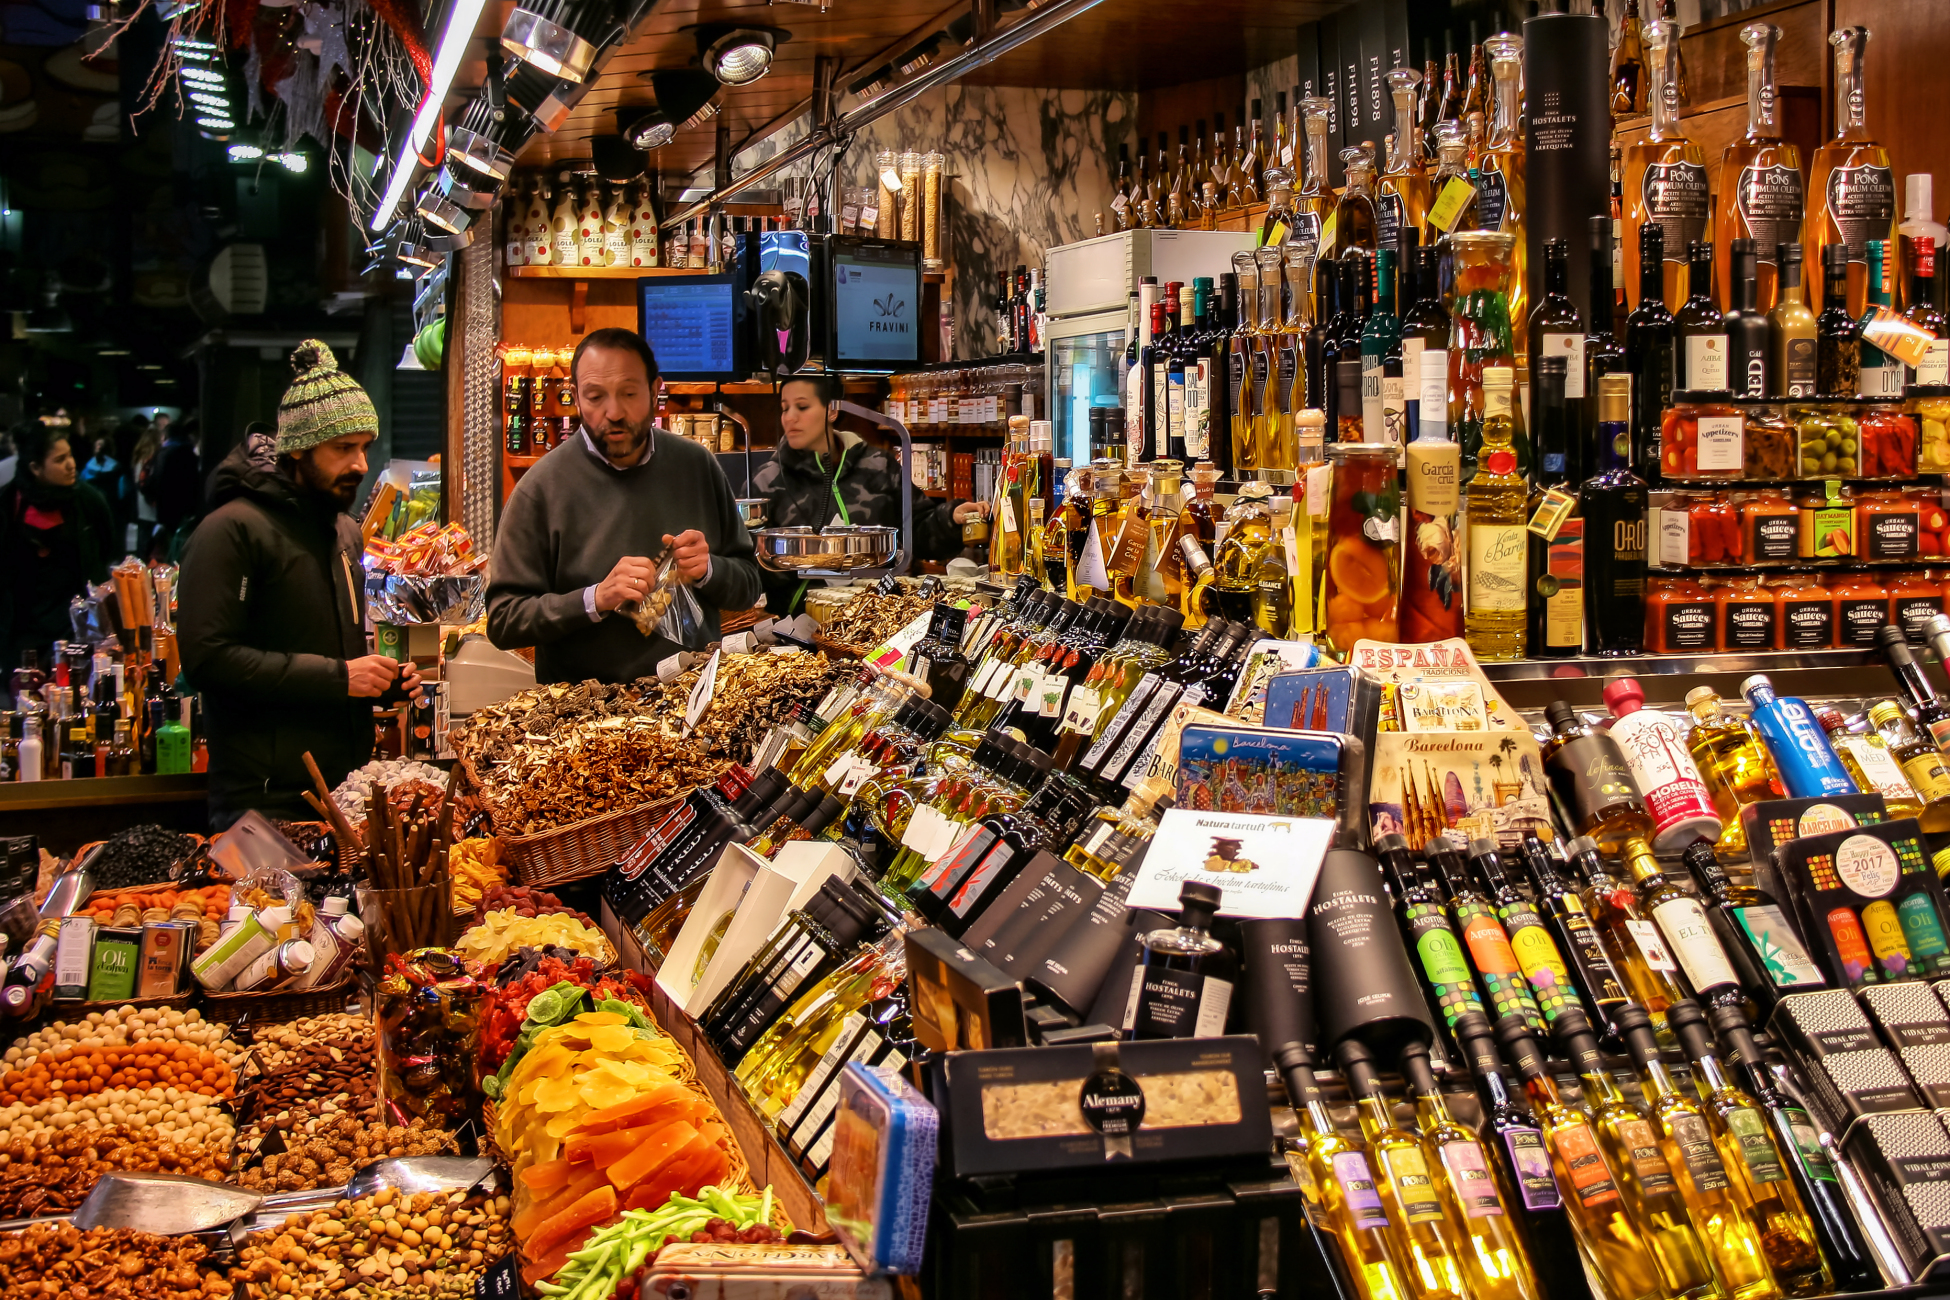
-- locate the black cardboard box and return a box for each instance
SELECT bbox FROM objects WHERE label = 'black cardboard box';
[906,927,1028,1054]
[1844,1110,1950,1282]
[1860,983,1950,1109]
[1770,989,1924,1137]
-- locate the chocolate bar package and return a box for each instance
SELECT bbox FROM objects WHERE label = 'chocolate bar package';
[1262,666,1383,742]
[1771,989,1925,1137]
[1771,817,1950,988]
[1860,982,1950,1109]
[1739,793,1889,904]
[933,1036,1272,1177]
[1843,1111,1950,1282]
[1173,724,1367,848]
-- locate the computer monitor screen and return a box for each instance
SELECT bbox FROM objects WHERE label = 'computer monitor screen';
[829,239,921,369]
[636,274,739,380]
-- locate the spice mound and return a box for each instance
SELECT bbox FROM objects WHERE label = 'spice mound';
[0,1221,229,1298]
[229,1185,513,1300]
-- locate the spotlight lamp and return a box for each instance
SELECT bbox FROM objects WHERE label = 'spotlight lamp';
[394,220,441,269]
[896,32,945,77]
[846,63,893,98]
[415,179,471,234]
[447,93,526,181]
[438,160,497,210]
[626,69,719,150]
[697,25,782,87]
[501,0,610,84]
[503,62,587,135]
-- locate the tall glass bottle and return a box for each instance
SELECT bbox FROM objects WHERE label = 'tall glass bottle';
[1467,836,1577,1028]
[1626,225,1677,482]
[1613,1003,1782,1300]
[1682,685,1786,862]
[1426,834,1546,1034]
[1816,244,1862,396]
[1518,834,1631,1033]
[1585,216,1628,463]
[1805,28,1898,318]
[1528,239,1585,423]
[1294,98,1334,251]
[1362,248,1405,447]
[1401,242,1451,442]
[1667,1001,1830,1297]
[1622,835,1747,1012]
[1768,244,1819,397]
[1110,143,1133,232]
[1581,373,1649,655]
[1463,365,1526,661]
[1567,834,1690,1035]
[1857,239,1904,398]
[1376,833,1489,1041]
[1717,23,1803,313]
[1334,146,1381,262]
[1380,69,1433,266]
[1260,246,1298,469]
[1611,0,1649,117]
[1228,251,1261,475]
[1624,20,1710,314]
[1725,240,1772,398]
[1546,1007,1720,1300]
[1489,1016,1667,1300]
[1477,33,1526,344]
[1525,357,1582,658]
[1397,1040,1542,1300]
[1273,1044,1413,1300]
[1335,1039,1471,1300]
[1674,241,1730,394]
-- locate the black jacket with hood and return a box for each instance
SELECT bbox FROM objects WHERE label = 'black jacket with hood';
[178,434,373,827]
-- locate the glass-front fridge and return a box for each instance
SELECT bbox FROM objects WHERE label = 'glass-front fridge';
[1046,309,1129,467]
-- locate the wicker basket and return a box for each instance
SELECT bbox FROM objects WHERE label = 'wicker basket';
[451,753,687,889]
[203,978,357,1025]
[811,631,868,660]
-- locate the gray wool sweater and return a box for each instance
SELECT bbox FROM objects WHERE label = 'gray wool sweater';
[485,429,763,684]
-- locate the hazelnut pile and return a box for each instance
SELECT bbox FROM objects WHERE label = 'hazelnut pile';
[0,1221,230,1298]
[232,1115,456,1193]
[229,1186,513,1299]
[3,1006,235,1073]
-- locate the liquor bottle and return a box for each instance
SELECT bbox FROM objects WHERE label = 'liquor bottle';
[1665,1001,1830,1297]
[1585,217,1628,459]
[1904,193,1950,387]
[1805,28,1898,318]
[1463,366,1527,661]
[1467,837,1577,1029]
[1716,24,1803,314]
[1566,835,1689,1033]
[1208,112,1230,207]
[1361,248,1405,446]
[1856,240,1904,398]
[1488,1016,1667,1300]
[702,878,886,1062]
[1602,677,1722,851]
[1110,143,1133,231]
[1273,1044,1416,1300]
[1682,841,1827,1012]
[1525,357,1583,658]
[1334,1039,1471,1300]
[1260,246,1299,467]
[1866,700,1950,832]
[1142,292,1176,462]
[1397,1040,1542,1300]
[1816,706,1923,821]
[1624,21,1709,314]
[1127,880,1238,1039]
[1724,241,1771,398]
[1541,701,1654,852]
[1527,240,1585,419]
[1768,244,1818,397]
[1624,225,1677,480]
[1518,835,1631,1033]
[1240,100,1265,207]
[1621,836,1746,1012]
[1423,124,1477,262]
[1208,275,1238,476]
[1333,146,1381,261]
[1738,675,1856,798]
[1229,250,1266,474]
[1547,1007,1721,1300]
[1401,241,1451,437]
[1575,376,1653,650]
[1612,1003,1783,1300]
[1426,834,1545,1034]
[1167,126,1192,229]
[935,771,1093,937]
[735,927,910,1117]
[1164,285,1199,461]
[1294,97,1334,250]
[1816,244,1862,396]
[1611,0,1649,117]
[1448,1011,1562,1222]
[1381,69,1432,265]
[1705,1002,1884,1293]
[1478,34,1526,338]
[1682,686,1786,861]
[1674,242,1729,393]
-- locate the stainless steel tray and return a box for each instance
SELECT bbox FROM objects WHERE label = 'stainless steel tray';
[754,525,899,573]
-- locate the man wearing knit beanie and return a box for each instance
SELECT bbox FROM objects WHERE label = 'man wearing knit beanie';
[177,339,423,828]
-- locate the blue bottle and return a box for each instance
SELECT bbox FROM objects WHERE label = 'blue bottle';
[1739,675,1856,798]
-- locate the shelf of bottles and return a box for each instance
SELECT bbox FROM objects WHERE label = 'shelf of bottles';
[991,15,1950,672]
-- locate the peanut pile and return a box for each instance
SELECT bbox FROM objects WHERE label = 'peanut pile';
[229,1186,513,1299]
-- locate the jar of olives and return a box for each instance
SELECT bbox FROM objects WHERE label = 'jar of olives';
[1791,402,1859,477]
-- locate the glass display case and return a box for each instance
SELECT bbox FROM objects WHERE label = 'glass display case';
[1046,309,1128,466]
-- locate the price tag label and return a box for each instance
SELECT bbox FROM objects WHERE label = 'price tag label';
[476,1255,519,1300]
[866,610,933,669]
[683,649,720,734]
[1428,178,1478,233]
[655,652,689,682]
[1319,210,1338,253]
[721,631,755,655]
[1527,487,1579,542]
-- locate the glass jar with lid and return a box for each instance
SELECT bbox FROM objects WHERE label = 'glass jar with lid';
[1738,488,1799,566]
[1854,489,1921,562]
[1889,569,1942,643]
[1828,571,1890,647]
[1790,402,1857,478]
[1772,573,1833,649]
[1907,386,1950,472]
[1661,390,1743,480]
[1716,575,1777,650]
[1685,492,1743,565]
[1855,400,1917,479]
[1741,402,1797,479]
[1645,576,1718,653]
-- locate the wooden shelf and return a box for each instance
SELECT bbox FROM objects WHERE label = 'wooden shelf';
[506,265,701,279]
[505,454,544,468]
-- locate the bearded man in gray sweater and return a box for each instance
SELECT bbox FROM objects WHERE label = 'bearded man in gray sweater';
[486,328,763,684]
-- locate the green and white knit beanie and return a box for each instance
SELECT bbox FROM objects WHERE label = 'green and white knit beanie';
[277,339,379,455]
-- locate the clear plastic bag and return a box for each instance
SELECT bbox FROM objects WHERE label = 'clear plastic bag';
[629,548,708,647]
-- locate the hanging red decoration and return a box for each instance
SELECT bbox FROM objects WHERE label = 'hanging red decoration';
[365,0,434,99]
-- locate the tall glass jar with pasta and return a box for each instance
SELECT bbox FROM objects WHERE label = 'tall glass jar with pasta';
[922,153,945,269]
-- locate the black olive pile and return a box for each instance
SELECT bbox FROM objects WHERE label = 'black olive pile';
[86,824,197,889]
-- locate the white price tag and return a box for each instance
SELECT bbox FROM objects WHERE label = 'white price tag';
[1062,686,1103,736]
[721,631,755,654]
[682,649,721,734]
[1656,507,1690,569]
[656,652,688,681]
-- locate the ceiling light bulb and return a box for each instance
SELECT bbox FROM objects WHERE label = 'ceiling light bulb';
[276,152,308,173]
[227,143,263,160]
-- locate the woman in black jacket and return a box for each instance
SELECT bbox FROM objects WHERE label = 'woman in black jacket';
[0,422,114,672]
[751,373,986,617]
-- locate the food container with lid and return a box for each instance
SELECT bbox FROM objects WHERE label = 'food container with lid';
[1739,489,1799,565]
[1791,402,1859,478]
[1661,391,1744,480]
[1717,576,1778,650]
[1645,576,1717,653]
[1907,386,1950,472]
[1855,401,1918,479]
[1827,572,1890,648]
[1797,481,1854,559]
[1889,570,1942,643]
[1855,490,1921,561]
[1742,402,1798,479]
[1686,493,1742,565]
[1773,573,1834,649]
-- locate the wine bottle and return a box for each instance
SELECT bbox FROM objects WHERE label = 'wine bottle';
[1517,834,1631,1033]
[1620,836,1746,1012]
[1566,836,1688,1036]
[1681,840,1827,1013]
[1540,701,1654,852]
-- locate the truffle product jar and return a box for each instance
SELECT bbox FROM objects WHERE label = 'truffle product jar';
[1645,576,1718,653]
[1739,489,1799,565]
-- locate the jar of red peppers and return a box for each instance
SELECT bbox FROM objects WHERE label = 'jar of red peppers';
[1662,391,1744,480]
[1855,490,1921,561]
[1889,569,1942,643]
[1645,576,1718,652]
[1743,403,1798,479]
[1855,401,1918,479]
[1913,486,1950,559]
[1738,489,1800,565]
[1717,575,1778,650]
[1774,573,1834,649]
[1687,493,1743,565]
[1828,571,1890,647]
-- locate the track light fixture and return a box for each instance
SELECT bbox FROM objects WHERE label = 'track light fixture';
[394,220,441,269]
[501,0,610,84]
[697,25,783,86]
[846,63,893,98]
[625,69,719,150]
[896,32,945,76]
[503,62,587,135]
[446,93,527,182]
[415,179,470,234]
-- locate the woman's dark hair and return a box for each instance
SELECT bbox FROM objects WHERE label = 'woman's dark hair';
[15,422,67,470]
[781,371,843,405]
[571,328,660,390]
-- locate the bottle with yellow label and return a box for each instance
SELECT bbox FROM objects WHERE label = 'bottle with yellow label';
[1816,706,1922,820]
[1337,1039,1470,1300]
[1866,700,1950,832]
[1464,366,1527,660]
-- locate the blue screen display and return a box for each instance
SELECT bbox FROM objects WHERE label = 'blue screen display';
[638,279,736,376]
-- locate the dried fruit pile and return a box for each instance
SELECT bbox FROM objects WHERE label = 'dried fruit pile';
[817,590,933,654]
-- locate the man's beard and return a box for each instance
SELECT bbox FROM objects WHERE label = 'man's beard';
[594,415,652,463]
[293,453,363,509]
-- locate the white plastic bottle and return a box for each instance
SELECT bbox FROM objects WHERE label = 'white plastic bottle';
[17,718,41,783]
[1602,676,1722,850]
